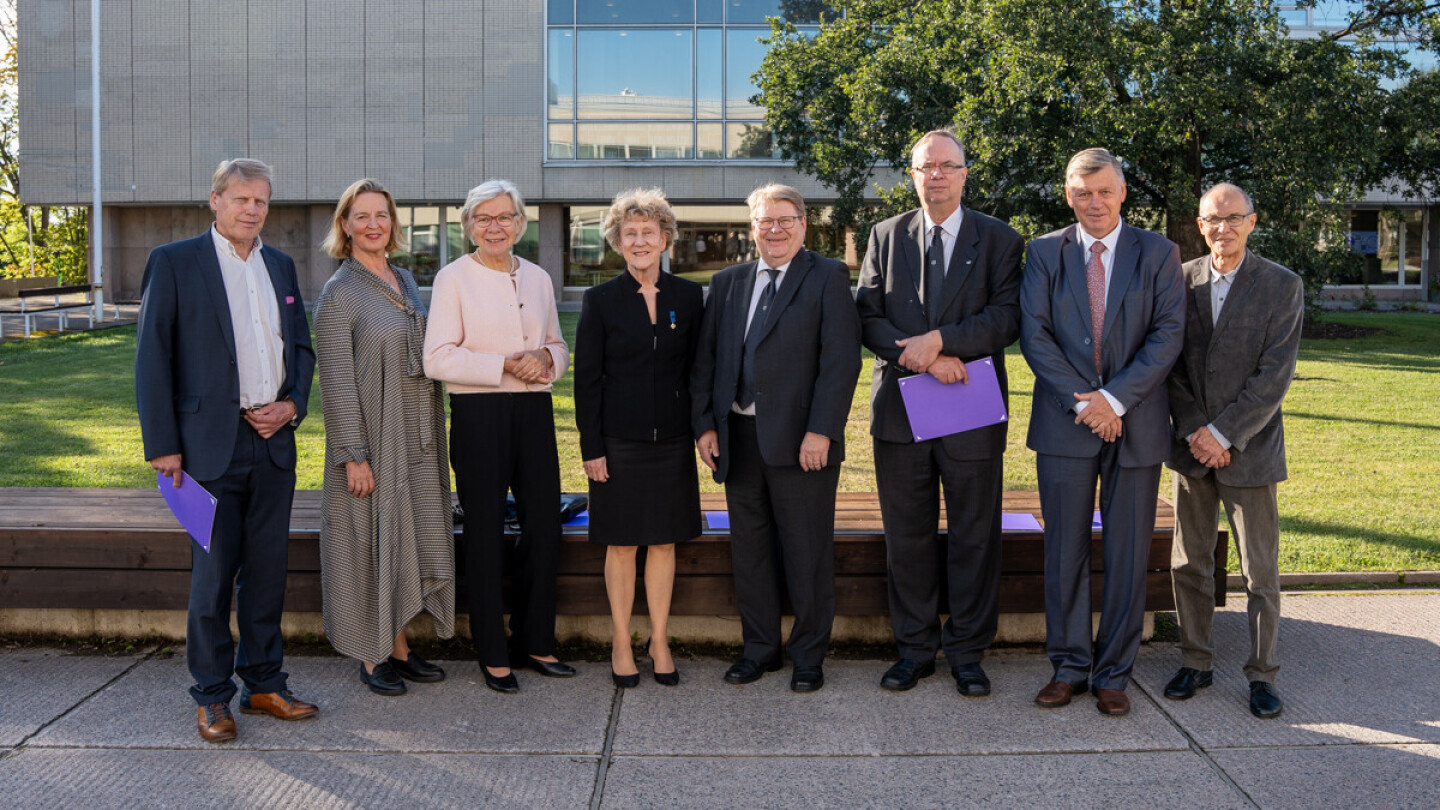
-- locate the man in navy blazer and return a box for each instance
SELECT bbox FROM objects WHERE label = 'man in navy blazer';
[135,159,317,743]
[691,183,862,693]
[1020,148,1185,716]
[856,129,1023,697]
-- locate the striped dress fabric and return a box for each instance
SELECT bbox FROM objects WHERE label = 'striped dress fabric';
[313,258,455,664]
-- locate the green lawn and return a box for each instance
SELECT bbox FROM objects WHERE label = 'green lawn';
[1,312,1436,573]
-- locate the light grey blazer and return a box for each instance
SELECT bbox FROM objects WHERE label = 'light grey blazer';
[1166,250,1304,487]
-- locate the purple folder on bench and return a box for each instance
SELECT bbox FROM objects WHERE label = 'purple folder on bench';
[897,358,1007,442]
[157,471,218,553]
[705,511,730,530]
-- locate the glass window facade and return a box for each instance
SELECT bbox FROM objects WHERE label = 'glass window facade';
[546,1,830,161]
[1343,208,1428,287]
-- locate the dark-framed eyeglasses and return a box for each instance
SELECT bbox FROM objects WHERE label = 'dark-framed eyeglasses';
[473,213,518,228]
[753,216,801,230]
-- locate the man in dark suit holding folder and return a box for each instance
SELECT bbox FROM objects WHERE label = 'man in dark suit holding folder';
[856,129,1024,696]
[135,159,317,743]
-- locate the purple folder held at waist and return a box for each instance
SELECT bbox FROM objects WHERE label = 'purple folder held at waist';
[897,358,1008,442]
[157,471,218,553]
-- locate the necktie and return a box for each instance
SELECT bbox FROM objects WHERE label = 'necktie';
[926,225,945,327]
[736,267,778,410]
[1086,241,1106,375]
[1213,273,1231,325]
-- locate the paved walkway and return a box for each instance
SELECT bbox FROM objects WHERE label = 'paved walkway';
[2,591,1438,809]
[0,303,138,342]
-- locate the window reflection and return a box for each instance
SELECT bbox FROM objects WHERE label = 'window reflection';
[726,0,834,24]
[548,30,574,120]
[576,0,693,24]
[577,30,693,119]
[1345,209,1425,287]
[577,123,695,159]
[726,29,768,119]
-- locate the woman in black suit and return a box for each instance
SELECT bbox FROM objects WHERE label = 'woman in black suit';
[574,188,704,688]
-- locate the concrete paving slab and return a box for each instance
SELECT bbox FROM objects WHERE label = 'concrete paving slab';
[0,749,597,809]
[612,655,1190,756]
[1134,593,1440,748]
[30,653,613,754]
[600,751,1250,809]
[0,649,142,746]
[1210,743,1440,810]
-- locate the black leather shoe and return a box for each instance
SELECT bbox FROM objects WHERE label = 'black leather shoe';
[518,656,577,678]
[612,670,640,688]
[389,652,446,683]
[483,668,519,694]
[880,658,936,691]
[1164,667,1213,700]
[723,657,782,685]
[653,668,680,687]
[791,666,825,693]
[360,662,406,696]
[952,663,992,697]
[1249,681,1283,718]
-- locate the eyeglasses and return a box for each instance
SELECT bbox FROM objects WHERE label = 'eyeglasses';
[473,213,518,228]
[1199,214,1252,228]
[753,216,801,230]
[911,162,965,176]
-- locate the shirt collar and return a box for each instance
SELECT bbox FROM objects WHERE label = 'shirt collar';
[922,206,964,239]
[757,256,791,276]
[211,225,263,261]
[1076,219,1123,257]
[1209,251,1245,282]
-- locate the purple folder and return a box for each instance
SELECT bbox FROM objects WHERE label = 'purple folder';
[705,511,730,530]
[563,510,589,527]
[1001,512,1043,532]
[897,358,1008,442]
[157,471,218,552]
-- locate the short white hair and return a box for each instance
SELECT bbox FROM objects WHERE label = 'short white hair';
[461,179,527,240]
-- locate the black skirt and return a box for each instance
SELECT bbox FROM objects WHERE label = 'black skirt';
[587,435,702,546]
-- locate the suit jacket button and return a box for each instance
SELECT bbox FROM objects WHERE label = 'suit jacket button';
[1083,338,1091,345]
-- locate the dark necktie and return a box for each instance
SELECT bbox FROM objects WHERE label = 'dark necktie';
[926,225,945,327]
[1086,241,1106,374]
[736,267,778,410]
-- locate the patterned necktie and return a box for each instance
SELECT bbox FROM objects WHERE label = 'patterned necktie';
[1086,241,1106,375]
[737,267,778,410]
[926,225,945,327]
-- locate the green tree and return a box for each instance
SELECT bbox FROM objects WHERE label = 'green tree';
[755,0,1439,307]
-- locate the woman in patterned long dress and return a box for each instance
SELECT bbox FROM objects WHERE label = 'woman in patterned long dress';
[314,178,454,697]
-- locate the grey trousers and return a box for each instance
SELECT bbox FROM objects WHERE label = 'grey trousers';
[1171,472,1281,683]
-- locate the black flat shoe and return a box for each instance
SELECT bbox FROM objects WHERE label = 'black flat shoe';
[483,668,519,694]
[791,666,825,693]
[360,661,406,696]
[1164,667,1213,700]
[952,663,992,697]
[388,652,445,683]
[723,657,782,685]
[612,670,640,688]
[518,656,577,678]
[881,658,936,691]
[1249,681,1283,718]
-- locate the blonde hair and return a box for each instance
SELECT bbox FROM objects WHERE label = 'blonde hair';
[601,188,678,250]
[745,183,806,216]
[321,178,407,259]
[211,158,273,196]
[1065,148,1126,186]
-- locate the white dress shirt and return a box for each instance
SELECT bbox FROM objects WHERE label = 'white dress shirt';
[732,257,790,416]
[1073,220,1126,417]
[211,227,284,409]
[921,206,964,279]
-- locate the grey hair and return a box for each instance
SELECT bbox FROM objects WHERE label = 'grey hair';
[602,188,678,251]
[1199,183,1255,215]
[461,179,527,242]
[910,129,967,167]
[1065,148,1126,186]
[746,183,806,216]
[212,158,274,196]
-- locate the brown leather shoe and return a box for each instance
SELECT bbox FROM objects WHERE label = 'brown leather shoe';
[1035,679,1085,708]
[1095,688,1131,716]
[197,703,236,743]
[239,688,318,721]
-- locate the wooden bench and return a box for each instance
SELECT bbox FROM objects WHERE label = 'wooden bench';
[2,284,117,338]
[0,488,1225,616]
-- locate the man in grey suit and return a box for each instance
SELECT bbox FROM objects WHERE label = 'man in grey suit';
[1020,148,1186,716]
[136,159,317,742]
[1162,183,1303,719]
[856,129,1023,696]
[692,183,862,693]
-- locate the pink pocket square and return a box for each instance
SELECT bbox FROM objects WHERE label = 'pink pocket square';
[285,296,295,304]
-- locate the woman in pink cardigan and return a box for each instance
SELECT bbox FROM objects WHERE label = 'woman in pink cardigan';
[422,179,574,694]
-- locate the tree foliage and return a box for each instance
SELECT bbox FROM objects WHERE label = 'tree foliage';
[755,0,1439,305]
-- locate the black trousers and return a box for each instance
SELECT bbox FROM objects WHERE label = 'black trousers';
[725,415,838,668]
[874,438,1003,666]
[188,418,294,706]
[450,392,562,667]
